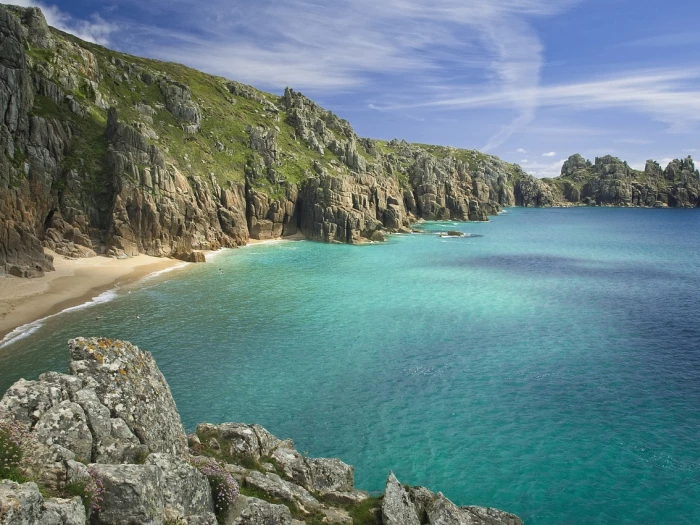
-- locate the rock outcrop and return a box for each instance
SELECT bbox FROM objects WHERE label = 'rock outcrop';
[0,338,523,525]
[0,4,530,277]
[2,4,695,278]
[533,154,700,208]
[382,472,523,525]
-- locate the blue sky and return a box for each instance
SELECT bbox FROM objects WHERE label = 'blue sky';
[15,0,700,177]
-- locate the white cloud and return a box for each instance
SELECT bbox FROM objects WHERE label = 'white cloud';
[520,159,529,163]
[13,0,115,45]
[394,68,700,131]
[110,0,580,150]
[542,151,556,157]
[524,158,567,178]
[517,148,528,153]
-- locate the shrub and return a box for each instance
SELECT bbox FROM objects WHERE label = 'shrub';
[191,456,239,523]
[0,420,28,482]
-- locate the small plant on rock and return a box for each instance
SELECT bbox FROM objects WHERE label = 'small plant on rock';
[191,456,239,523]
[66,467,104,514]
[0,420,29,482]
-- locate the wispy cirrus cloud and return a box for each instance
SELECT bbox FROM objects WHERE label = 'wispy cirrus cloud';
[618,32,700,48]
[383,68,700,131]
[105,0,580,150]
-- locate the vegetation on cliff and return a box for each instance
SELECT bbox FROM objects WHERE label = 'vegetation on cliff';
[0,4,697,278]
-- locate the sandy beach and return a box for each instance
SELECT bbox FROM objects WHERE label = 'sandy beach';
[0,235,305,341]
[0,250,183,340]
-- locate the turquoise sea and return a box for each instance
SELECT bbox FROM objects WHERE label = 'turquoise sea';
[1,207,700,524]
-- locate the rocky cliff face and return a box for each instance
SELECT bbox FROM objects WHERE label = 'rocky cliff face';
[1,4,696,278]
[0,4,527,277]
[536,154,700,208]
[0,337,523,525]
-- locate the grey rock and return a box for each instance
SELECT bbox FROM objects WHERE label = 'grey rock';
[0,481,86,525]
[196,423,282,462]
[382,473,420,525]
[38,497,86,525]
[0,480,43,524]
[243,470,319,514]
[227,495,292,525]
[426,492,469,525]
[461,506,524,525]
[33,401,92,463]
[319,506,352,524]
[88,463,164,525]
[160,79,201,132]
[146,453,215,521]
[69,337,188,456]
[319,489,368,505]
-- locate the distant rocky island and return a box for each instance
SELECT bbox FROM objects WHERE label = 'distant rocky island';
[0,5,698,278]
[0,337,523,524]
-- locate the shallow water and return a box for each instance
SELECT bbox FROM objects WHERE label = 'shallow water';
[2,207,700,524]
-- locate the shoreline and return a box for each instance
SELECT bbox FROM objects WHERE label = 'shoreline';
[0,234,306,345]
[0,250,184,343]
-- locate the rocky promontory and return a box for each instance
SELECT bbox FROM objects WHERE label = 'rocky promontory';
[0,337,523,524]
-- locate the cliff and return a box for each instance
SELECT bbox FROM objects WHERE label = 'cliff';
[0,4,525,278]
[1,5,697,279]
[531,154,700,208]
[0,337,523,525]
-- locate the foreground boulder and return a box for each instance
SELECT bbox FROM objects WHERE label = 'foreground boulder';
[0,337,523,525]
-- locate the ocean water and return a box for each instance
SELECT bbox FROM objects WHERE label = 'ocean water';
[1,207,700,524]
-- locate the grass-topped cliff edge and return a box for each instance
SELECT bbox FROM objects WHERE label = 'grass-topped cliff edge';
[0,4,698,278]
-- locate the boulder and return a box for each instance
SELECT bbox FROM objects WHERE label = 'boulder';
[69,337,188,456]
[382,473,420,525]
[271,447,354,493]
[0,480,86,525]
[320,506,352,524]
[243,470,320,514]
[196,423,282,462]
[462,506,524,525]
[88,463,164,525]
[0,480,44,524]
[146,453,215,521]
[32,401,92,463]
[38,497,86,525]
[227,495,292,525]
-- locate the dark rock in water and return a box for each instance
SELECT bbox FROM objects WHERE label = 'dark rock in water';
[446,230,464,237]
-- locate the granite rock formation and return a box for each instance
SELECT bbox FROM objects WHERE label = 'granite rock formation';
[535,154,700,207]
[1,4,696,278]
[0,4,530,278]
[0,337,523,524]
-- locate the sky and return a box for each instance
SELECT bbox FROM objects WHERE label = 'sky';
[12,0,700,178]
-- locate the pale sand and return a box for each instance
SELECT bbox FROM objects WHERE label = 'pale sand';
[0,250,183,340]
[244,232,306,245]
[0,233,307,341]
